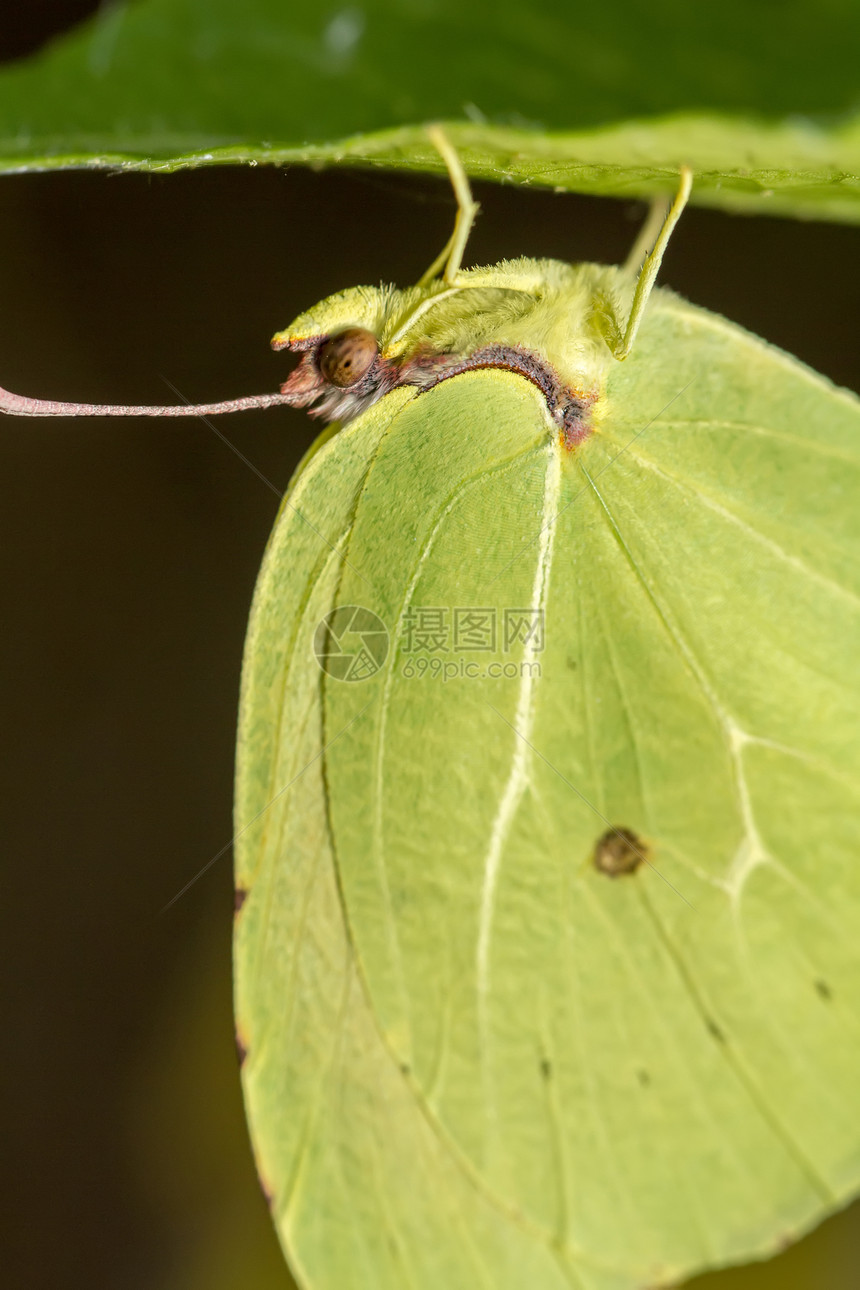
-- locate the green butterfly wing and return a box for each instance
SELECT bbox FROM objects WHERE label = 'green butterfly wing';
[234,291,860,1290]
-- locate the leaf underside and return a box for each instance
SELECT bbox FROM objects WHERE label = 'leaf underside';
[0,0,858,222]
[234,292,860,1290]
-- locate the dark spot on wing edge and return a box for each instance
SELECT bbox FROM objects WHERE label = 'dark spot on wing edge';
[258,1173,275,1212]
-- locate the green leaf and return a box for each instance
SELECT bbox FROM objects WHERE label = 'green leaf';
[234,259,860,1289]
[1,0,859,221]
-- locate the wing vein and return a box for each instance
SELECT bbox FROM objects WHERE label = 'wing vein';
[620,444,860,611]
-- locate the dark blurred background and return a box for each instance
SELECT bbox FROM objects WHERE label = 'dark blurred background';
[1,8,859,1290]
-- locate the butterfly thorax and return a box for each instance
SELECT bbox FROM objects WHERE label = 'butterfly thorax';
[273,258,637,446]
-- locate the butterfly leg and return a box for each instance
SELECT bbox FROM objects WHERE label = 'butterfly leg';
[613,166,693,361]
[418,126,481,287]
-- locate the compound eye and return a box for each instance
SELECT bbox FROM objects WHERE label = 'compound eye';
[318,328,378,387]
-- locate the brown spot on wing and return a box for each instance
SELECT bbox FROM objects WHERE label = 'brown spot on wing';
[257,1172,275,1213]
[593,827,647,877]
